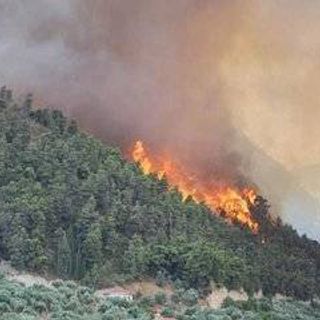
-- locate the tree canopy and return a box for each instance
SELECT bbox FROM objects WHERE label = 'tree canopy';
[0,87,319,303]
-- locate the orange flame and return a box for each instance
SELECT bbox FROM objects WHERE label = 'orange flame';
[131,140,259,233]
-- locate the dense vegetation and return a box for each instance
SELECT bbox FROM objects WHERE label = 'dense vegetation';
[0,87,319,303]
[0,275,319,320]
[0,274,151,320]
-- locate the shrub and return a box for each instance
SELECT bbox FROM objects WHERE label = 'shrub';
[155,270,166,287]
[65,297,81,312]
[33,300,47,313]
[170,293,180,304]
[0,301,11,313]
[10,298,27,313]
[222,297,236,308]
[161,306,175,317]
[181,289,199,306]
[154,292,166,305]
[138,296,154,308]
[0,292,11,304]
[51,280,64,288]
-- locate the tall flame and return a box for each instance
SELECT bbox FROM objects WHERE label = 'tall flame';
[132,140,259,232]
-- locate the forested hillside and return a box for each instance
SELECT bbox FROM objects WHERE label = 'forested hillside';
[0,87,319,303]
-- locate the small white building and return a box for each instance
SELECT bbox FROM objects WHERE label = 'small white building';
[96,286,133,301]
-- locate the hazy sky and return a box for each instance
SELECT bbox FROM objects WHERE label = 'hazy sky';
[0,0,319,239]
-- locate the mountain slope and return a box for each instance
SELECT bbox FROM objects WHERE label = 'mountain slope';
[233,130,320,242]
[0,88,319,302]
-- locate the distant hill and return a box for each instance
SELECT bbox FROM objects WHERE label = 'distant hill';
[0,87,319,304]
[294,164,320,202]
[231,130,320,241]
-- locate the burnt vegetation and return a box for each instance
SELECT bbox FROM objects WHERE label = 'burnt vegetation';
[0,87,319,304]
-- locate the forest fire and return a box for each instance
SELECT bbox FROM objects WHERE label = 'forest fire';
[132,140,259,233]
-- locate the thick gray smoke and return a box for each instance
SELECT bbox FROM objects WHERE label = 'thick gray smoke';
[0,0,247,182]
[0,0,319,240]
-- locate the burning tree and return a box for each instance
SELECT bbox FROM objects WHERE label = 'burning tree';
[131,140,259,232]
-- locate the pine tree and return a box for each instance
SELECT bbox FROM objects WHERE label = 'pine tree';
[56,228,71,279]
[8,214,30,270]
[82,223,103,272]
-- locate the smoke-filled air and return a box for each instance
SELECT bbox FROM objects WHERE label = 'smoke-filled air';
[0,0,319,240]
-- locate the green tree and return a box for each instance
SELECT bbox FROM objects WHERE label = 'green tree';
[56,228,71,279]
[124,235,149,277]
[82,223,103,272]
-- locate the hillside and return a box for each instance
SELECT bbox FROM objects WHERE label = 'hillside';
[0,87,319,305]
[237,134,320,242]
[0,272,319,320]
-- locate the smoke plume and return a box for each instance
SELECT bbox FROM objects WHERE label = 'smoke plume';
[0,0,319,240]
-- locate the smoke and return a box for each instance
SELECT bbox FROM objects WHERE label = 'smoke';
[0,0,319,239]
